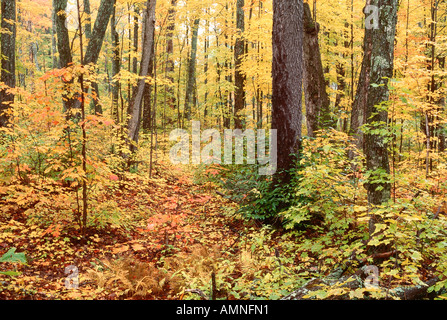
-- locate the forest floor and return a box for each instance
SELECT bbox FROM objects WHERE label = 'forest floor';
[0,155,303,300]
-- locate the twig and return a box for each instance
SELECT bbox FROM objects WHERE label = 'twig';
[185,289,209,300]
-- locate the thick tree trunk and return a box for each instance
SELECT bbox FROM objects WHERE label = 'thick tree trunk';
[361,0,398,239]
[0,0,16,127]
[127,0,156,151]
[303,2,331,137]
[271,0,303,185]
[234,0,246,130]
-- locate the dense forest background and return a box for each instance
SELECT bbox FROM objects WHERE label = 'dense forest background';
[0,0,447,300]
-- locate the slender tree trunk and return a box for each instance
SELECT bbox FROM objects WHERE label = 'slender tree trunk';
[303,2,331,137]
[165,0,177,116]
[184,18,200,122]
[83,0,115,65]
[272,0,303,185]
[111,5,120,122]
[0,0,16,127]
[128,0,156,152]
[55,0,115,112]
[83,0,92,39]
[234,0,246,129]
[51,3,59,69]
[83,0,101,114]
[133,6,140,75]
[350,2,374,150]
[142,33,155,132]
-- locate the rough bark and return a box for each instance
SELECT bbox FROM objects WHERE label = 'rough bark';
[83,0,115,66]
[350,2,374,150]
[83,0,101,114]
[127,0,156,151]
[303,2,331,137]
[184,18,200,122]
[363,0,397,202]
[271,0,303,185]
[142,36,155,132]
[54,0,72,69]
[54,0,114,113]
[234,0,246,130]
[165,0,177,114]
[51,3,59,69]
[360,0,398,243]
[83,0,92,40]
[111,6,120,122]
[0,0,16,127]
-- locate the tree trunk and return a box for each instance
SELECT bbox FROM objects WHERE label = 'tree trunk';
[142,35,155,132]
[165,0,177,116]
[0,0,16,127]
[350,2,374,150]
[271,0,303,185]
[51,2,59,69]
[54,0,75,113]
[83,0,92,40]
[83,0,101,114]
[54,0,72,69]
[54,0,114,113]
[184,18,200,122]
[234,0,246,130]
[83,0,115,66]
[303,2,331,138]
[111,6,120,122]
[127,0,156,151]
[361,0,398,238]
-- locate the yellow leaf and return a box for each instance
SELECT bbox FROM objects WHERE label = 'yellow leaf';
[112,245,129,254]
[132,243,145,252]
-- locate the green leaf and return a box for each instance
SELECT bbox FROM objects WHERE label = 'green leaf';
[0,248,27,264]
[0,270,21,276]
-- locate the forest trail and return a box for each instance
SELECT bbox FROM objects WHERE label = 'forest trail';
[0,161,255,300]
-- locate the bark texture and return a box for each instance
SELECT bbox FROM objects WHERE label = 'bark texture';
[184,18,200,122]
[350,2,374,149]
[0,0,16,127]
[127,0,156,150]
[271,0,303,184]
[234,0,246,129]
[363,0,398,208]
[303,2,331,137]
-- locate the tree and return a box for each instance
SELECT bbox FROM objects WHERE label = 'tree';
[111,4,121,122]
[234,0,246,129]
[127,0,156,152]
[271,0,303,185]
[0,0,16,127]
[184,18,200,122]
[54,0,115,112]
[303,2,331,137]
[359,0,399,236]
